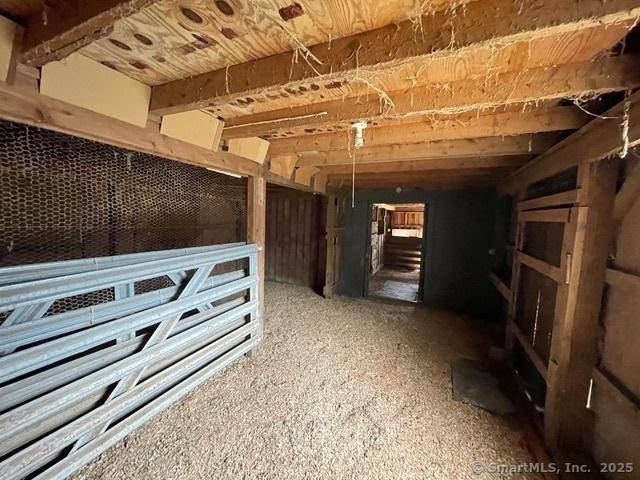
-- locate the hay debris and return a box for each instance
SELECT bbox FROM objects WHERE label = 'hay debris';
[70,283,542,480]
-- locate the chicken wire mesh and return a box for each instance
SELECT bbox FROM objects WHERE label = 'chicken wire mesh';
[0,120,248,317]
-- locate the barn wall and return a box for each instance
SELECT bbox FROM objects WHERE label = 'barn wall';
[265,188,326,291]
[340,188,501,320]
[592,193,640,473]
[0,120,247,268]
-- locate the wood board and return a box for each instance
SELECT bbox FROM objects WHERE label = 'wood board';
[78,0,465,86]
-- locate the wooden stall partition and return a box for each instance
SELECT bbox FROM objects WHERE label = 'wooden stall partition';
[498,157,620,469]
[265,187,326,292]
[543,160,618,458]
[507,203,576,407]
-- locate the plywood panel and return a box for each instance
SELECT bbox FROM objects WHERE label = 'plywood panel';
[601,277,640,398]
[0,15,16,83]
[590,164,640,478]
[79,0,457,86]
[615,194,640,274]
[294,165,319,186]
[313,173,327,193]
[599,198,640,398]
[227,136,270,163]
[160,110,223,150]
[40,52,150,127]
[592,373,640,475]
[269,154,297,178]
[207,24,628,121]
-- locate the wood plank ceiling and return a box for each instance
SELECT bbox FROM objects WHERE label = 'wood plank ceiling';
[6,0,640,190]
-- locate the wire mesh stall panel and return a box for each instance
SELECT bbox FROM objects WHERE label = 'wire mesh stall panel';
[0,120,259,477]
[0,119,247,267]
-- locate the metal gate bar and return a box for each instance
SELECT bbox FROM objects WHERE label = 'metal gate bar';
[0,243,261,480]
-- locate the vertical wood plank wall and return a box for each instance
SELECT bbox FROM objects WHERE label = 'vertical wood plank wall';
[265,188,326,290]
[591,159,640,472]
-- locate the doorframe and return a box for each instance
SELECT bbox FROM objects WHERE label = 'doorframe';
[417,202,428,302]
[363,201,428,302]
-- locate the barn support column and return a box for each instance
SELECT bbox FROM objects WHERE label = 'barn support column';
[247,172,267,345]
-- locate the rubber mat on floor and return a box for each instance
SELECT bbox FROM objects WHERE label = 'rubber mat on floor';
[451,359,515,415]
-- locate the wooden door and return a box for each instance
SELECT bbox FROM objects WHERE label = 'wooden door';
[323,195,345,297]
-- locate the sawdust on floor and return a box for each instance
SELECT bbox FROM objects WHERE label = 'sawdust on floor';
[71,282,542,480]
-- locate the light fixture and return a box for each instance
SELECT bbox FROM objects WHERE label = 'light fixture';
[351,121,367,149]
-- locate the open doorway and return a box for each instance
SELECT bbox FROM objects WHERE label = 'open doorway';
[367,203,426,302]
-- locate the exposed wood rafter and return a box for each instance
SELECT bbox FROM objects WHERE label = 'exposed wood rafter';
[296,134,560,168]
[21,0,156,67]
[327,167,510,189]
[267,107,588,156]
[501,90,640,193]
[222,56,640,138]
[149,0,640,116]
[317,155,531,175]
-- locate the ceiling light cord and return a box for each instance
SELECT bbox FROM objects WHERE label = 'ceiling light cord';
[350,121,367,208]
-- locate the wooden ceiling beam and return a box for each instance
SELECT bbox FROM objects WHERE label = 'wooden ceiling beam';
[332,180,501,190]
[295,133,560,168]
[329,168,508,181]
[268,107,588,156]
[260,100,564,139]
[327,170,507,189]
[316,156,532,175]
[222,55,640,138]
[21,0,156,67]
[500,90,640,193]
[149,0,640,116]
[210,24,627,122]
[0,74,260,177]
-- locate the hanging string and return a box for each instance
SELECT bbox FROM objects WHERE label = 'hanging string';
[347,127,355,208]
[352,148,356,208]
[620,90,632,159]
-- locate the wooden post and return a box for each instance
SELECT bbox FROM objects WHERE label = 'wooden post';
[505,189,526,357]
[247,172,266,348]
[544,158,619,460]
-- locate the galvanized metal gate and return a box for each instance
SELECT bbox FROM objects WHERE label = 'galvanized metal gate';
[0,243,261,479]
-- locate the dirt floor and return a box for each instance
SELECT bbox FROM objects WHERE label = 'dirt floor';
[368,266,420,302]
[72,282,542,480]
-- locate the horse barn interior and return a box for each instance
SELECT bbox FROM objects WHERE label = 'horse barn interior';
[1,0,640,478]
